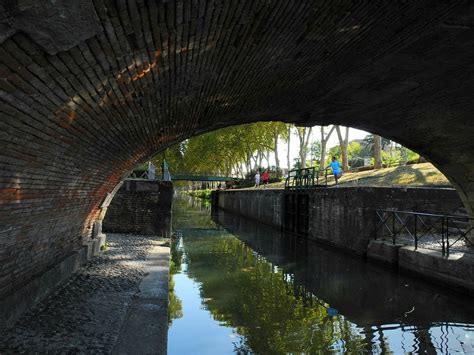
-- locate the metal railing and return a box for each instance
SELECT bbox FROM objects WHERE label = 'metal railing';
[374,209,474,256]
[284,167,328,189]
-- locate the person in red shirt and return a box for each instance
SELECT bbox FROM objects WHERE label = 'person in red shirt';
[261,169,270,187]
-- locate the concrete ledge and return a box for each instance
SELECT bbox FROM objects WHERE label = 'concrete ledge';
[114,243,170,355]
[0,246,89,329]
[398,247,474,296]
[367,240,403,267]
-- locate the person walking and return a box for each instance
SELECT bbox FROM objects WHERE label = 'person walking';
[254,171,261,188]
[261,169,270,188]
[326,156,342,185]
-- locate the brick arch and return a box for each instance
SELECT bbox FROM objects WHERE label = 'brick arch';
[1,0,474,322]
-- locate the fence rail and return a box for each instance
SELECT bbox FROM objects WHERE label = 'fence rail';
[374,209,474,256]
[285,167,328,190]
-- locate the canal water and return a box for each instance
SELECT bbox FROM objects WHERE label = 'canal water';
[168,194,474,354]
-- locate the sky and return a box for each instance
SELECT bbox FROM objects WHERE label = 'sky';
[275,127,370,169]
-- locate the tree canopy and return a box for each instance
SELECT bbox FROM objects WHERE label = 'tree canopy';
[152,122,288,177]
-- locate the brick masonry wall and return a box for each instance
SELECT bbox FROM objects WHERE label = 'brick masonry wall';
[215,187,464,254]
[103,180,173,236]
[1,0,474,319]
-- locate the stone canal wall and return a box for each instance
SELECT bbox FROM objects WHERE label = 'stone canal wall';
[215,187,463,254]
[103,180,173,236]
[308,187,463,255]
[216,189,284,226]
[213,187,473,295]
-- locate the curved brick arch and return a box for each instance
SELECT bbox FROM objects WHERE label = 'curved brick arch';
[1,1,474,321]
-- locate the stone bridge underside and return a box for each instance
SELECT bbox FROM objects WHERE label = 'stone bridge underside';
[1,1,474,317]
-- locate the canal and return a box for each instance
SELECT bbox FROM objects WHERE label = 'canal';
[168,194,474,354]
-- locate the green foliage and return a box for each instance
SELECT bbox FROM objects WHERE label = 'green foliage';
[186,189,212,200]
[382,149,401,166]
[362,134,391,154]
[310,140,321,161]
[168,241,184,325]
[327,141,362,167]
[100,243,109,252]
[407,149,420,163]
[181,234,368,353]
[367,147,420,167]
[152,122,289,176]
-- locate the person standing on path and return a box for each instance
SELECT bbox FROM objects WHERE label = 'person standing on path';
[326,156,342,185]
[255,171,261,188]
[261,169,270,187]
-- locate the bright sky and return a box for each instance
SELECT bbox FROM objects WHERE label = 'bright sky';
[275,127,370,169]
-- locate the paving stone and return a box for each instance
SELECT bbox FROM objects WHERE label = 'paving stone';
[0,233,167,353]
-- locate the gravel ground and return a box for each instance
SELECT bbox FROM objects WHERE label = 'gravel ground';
[0,233,165,354]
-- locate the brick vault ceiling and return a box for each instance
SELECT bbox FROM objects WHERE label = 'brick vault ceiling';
[0,0,474,300]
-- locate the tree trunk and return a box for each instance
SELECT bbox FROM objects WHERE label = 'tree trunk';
[374,134,382,169]
[297,127,312,169]
[335,125,350,171]
[274,132,280,170]
[252,152,258,171]
[287,125,291,171]
[401,146,408,165]
[320,126,327,170]
[319,125,335,170]
[344,126,349,169]
[246,153,252,173]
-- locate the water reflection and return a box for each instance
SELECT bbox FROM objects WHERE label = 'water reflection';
[168,195,474,354]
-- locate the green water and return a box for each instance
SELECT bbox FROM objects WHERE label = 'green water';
[168,194,474,354]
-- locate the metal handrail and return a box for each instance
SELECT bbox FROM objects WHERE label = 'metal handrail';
[284,167,328,189]
[376,209,471,220]
[374,209,474,256]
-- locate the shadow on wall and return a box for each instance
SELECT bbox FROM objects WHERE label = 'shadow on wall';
[212,209,474,327]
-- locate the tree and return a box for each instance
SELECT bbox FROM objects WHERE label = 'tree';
[295,127,313,168]
[152,122,288,178]
[373,134,382,169]
[328,141,362,167]
[180,230,370,354]
[267,122,288,171]
[287,125,292,171]
[335,126,350,171]
[310,140,322,168]
[319,125,336,170]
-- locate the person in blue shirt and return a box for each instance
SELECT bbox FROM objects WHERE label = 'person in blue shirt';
[326,156,342,185]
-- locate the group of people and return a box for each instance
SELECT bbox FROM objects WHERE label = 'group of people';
[255,157,342,187]
[253,156,343,188]
[254,169,270,187]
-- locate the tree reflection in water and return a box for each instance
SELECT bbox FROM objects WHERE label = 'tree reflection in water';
[181,235,368,353]
[168,194,474,354]
[168,238,183,325]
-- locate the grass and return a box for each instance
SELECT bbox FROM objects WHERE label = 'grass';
[240,163,451,189]
[336,163,450,187]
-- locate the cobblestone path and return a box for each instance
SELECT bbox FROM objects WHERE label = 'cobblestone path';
[0,234,165,353]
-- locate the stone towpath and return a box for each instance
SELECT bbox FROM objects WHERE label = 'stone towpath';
[0,234,170,354]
